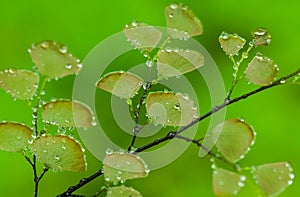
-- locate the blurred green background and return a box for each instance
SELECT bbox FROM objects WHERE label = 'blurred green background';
[1,0,300,196]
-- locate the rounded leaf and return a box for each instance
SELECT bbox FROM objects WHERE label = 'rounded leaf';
[157,49,204,79]
[42,100,95,128]
[124,22,162,52]
[219,32,246,56]
[0,122,33,152]
[210,119,255,163]
[252,27,271,46]
[106,186,142,197]
[254,162,294,196]
[29,40,82,79]
[103,152,149,182]
[30,134,86,172]
[245,53,278,86]
[0,69,39,100]
[96,71,143,99]
[145,92,197,126]
[165,3,203,38]
[213,168,246,197]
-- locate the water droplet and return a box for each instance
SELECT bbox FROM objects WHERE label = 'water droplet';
[145,60,153,68]
[174,103,181,111]
[170,3,178,10]
[59,45,67,54]
[55,155,60,160]
[65,64,72,70]
[280,79,286,84]
[168,13,174,18]
[91,120,97,126]
[131,21,138,27]
[77,63,82,68]
[182,94,189,100]
[106,148,113,154]
[40,89,45,95]
[41,41,50,49]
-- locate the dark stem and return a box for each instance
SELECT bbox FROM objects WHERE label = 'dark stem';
[58,68,300,196]
[133,68,300,153]
[128,81,151,151]
[175,135,238,170]
[56,169,104,197]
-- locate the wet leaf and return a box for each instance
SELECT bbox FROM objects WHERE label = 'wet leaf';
[30,134,86,172]
[145,92,197,126]
[0,69,39,100]
[106,186,142,197]
[219,32,246,56]
[252,27,272,46]
[157,49,204,79]
[210,119,255,163]
[213,168,246,197]
[42,100,95,128]
[29,40,82,79]
[165,3,203,38]
[245,53,278,86]
[124,22,162,52]
[96,71,143,99]
[0,122,33,152]
[254,162,294,196]
[103,152,148,182]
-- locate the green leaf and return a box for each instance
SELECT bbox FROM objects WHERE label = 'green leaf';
[252,27,272,46]
[245,53,278,86]
[42,99,95,128]
[254,162,294,196]
[210,119,255,163]
[165,3,203,38]
[30,134,86,172]
[96,71,143,99]
[29,40,82,79]
[0,122,33,152]
[219,32,246,56]
[106,186,142,197]
[157,49,204,79]
[145,92,197,126]
[103,152,149,182]
[123,21,162,52]
[213,168,246,197]
[0,69,39,100]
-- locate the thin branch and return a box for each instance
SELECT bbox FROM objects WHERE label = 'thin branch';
[58,68,300,196]
[57,169,104,197]
[133,68,300,153]
[175,135,238,170]
[128,81,151,151]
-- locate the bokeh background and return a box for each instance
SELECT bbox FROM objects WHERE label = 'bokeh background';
[0,0,300,196]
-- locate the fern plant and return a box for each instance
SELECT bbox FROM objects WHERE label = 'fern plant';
[0,41,96,197]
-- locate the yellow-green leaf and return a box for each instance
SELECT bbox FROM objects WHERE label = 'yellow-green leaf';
[210,119,255,163]
[254,162,294,196]
[245,53,278,86]
[157,49,204,79]
[0,69,39,100]
[124,21,162,52]
[106,186,142,197]
[103,152,149,182]
[252,27,272,46]
[145,92,197,126]
[30,134,86,172]
[213,168,246,197]
[165,3,203,38]
[29,40,82,79]
[42,100,95,128]
[219,32,246,56]
[96,71,143,99]
[0,122,33,152]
